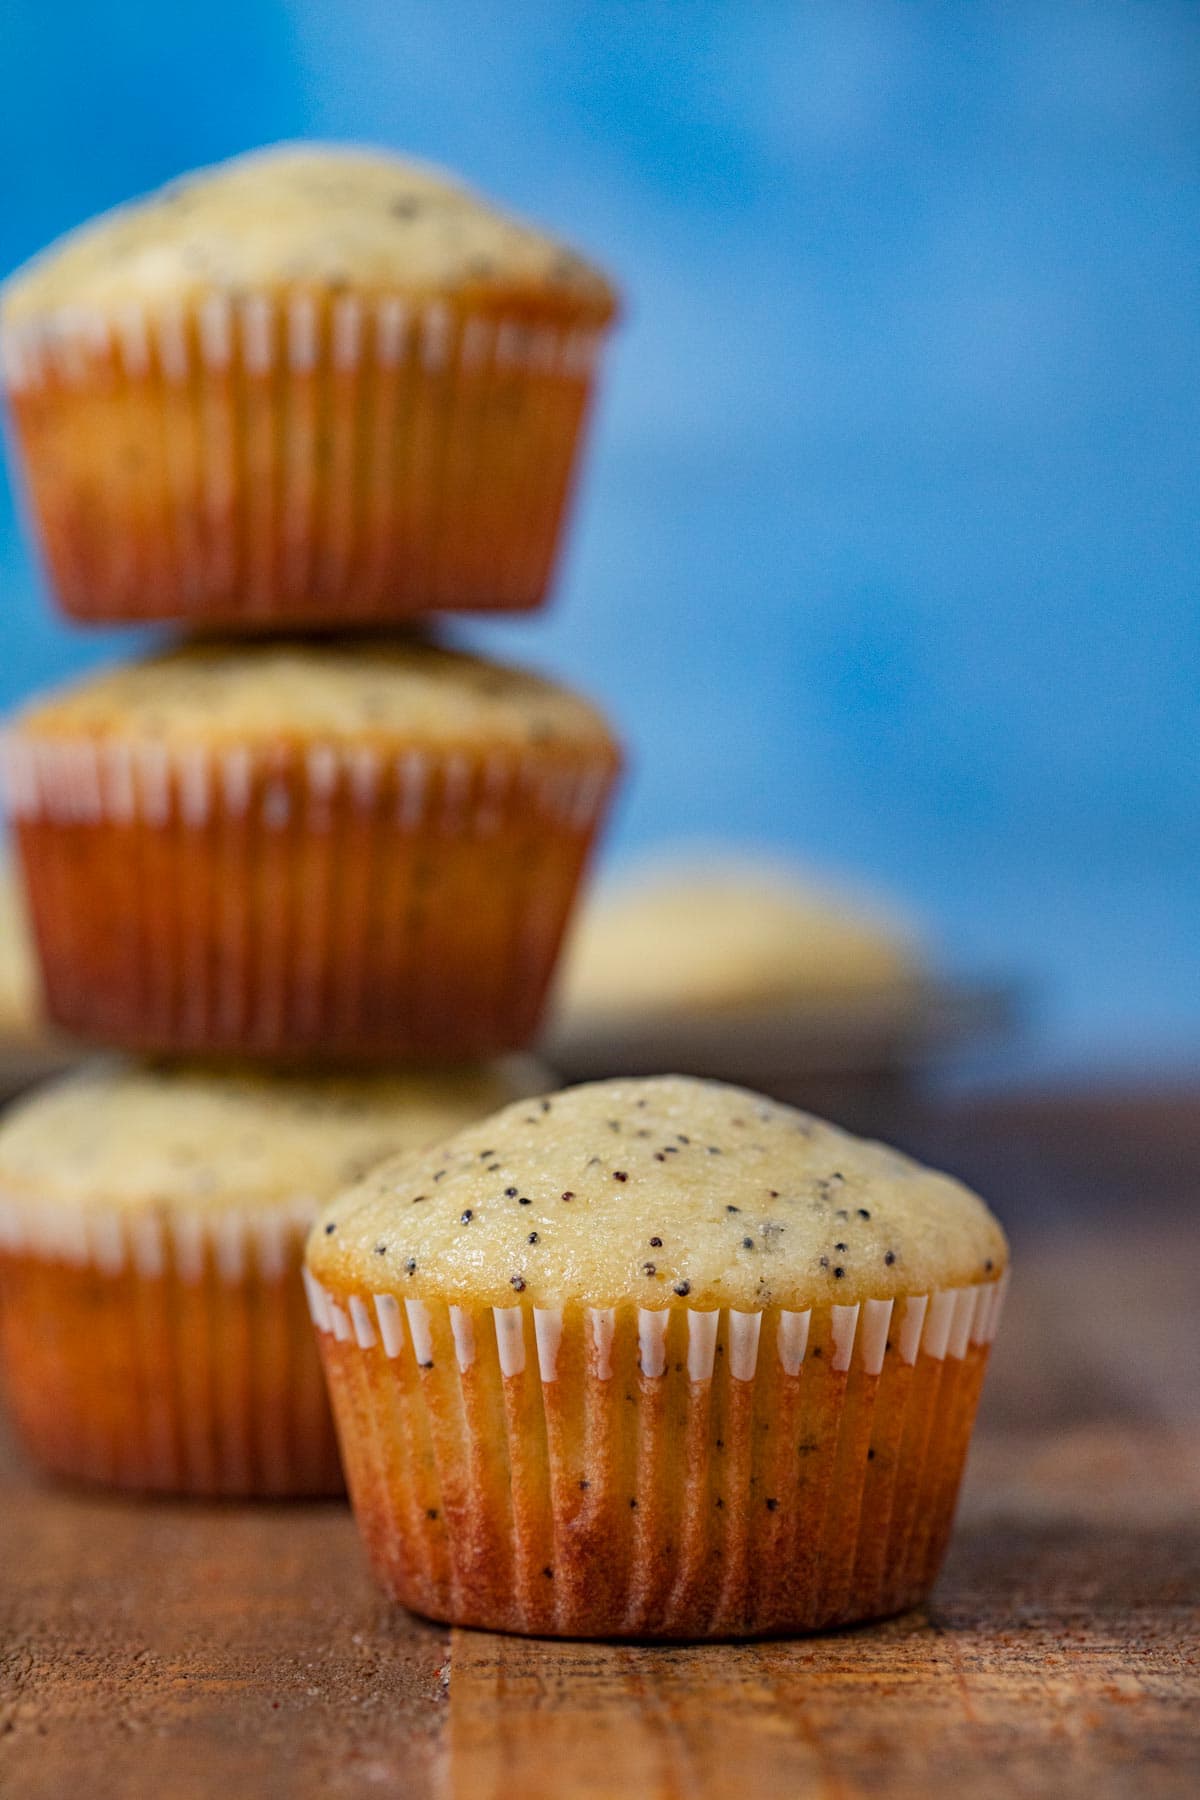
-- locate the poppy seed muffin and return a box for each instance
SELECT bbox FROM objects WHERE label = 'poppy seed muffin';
[2,637,620,1059]
[306,1074,1008,1639]
[1,143,619,625]
[0,1056,544,1494]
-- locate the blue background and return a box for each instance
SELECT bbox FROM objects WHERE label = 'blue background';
[1,2,1197,1079]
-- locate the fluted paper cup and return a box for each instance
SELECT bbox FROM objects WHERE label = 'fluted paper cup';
[1,730,618,1060]
[306,1270,1008,1638]
[1,293,610,626]
[0,1193,339,1495]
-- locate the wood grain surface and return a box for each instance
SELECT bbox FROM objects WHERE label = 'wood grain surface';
[1,1087,1197,1799]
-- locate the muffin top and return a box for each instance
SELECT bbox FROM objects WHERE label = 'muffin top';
[558,858,920,1020]
[9,638,617,756]
[2,143,616,328]
[0,1058,544,1219]
[308,1075,1006,1310]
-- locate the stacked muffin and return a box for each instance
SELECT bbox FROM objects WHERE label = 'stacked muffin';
[0,145,622,1493]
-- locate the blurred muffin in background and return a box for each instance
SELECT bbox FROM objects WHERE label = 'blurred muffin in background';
[0,143,618,627]
[544,849,939,1128]
[0,851,80,1101]
[555,852,922,1024]
[0,857,38,1045]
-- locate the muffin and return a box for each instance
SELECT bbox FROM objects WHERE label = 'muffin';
[546,855,930,1119]
[305,1074,1008,1639]
[1,637,620,1058]
[556,856,921,1022]
[0,856,38,1044]
[0,1056,543,1493]
[0,144,618,626]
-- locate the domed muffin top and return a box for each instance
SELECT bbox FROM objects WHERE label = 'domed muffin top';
[308,1074,1007,1310]
[558,859,920,1019]
[8,638,618,755]
[2,143,617,327]
[0,1059,544,1219]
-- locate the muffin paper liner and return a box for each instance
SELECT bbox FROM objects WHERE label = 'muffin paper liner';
[0,1194,340,1495]
[306,1269,1008,1639]
[1,294,608,624]
[1,732,618,1059]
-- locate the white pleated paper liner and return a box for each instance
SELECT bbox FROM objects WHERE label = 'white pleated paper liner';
[1,293,609,623]
[0,1194,341,1495]
[1,731,619,1058]
[306,1271,1008,1639]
